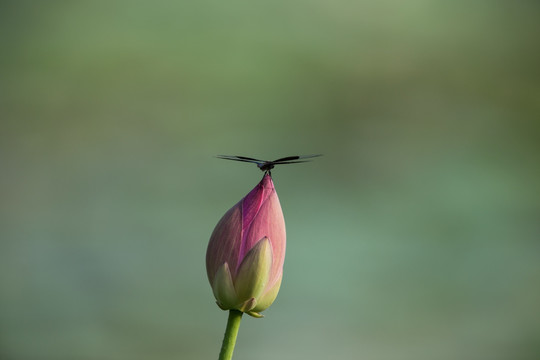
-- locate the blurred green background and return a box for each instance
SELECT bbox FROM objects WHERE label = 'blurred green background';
[1,1,539,359]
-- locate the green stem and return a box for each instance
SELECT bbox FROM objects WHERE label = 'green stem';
[218,310,243,360]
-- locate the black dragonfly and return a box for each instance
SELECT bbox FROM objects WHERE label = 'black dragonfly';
[216,154,322,175]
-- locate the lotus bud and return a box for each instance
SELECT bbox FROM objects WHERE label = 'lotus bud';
[206,174,286,318]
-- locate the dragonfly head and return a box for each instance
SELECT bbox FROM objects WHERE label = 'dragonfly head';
[258,162,275,172]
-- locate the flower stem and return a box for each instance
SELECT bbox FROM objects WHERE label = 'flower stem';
[218,310,243,360]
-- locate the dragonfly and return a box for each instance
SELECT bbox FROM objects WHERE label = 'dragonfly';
[216,154,322,175]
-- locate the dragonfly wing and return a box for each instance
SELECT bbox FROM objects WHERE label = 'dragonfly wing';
[272,156,301,162]
[232,155,264,162]
[216,155,262,164]
[273,154,322,163]
[272,160,313,165]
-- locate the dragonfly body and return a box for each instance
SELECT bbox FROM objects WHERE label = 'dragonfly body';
[216,154,321,175]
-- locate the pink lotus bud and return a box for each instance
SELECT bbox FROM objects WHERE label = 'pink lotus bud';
[206,174,286,318]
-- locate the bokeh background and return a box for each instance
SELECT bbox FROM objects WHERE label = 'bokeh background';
[1,1,539,359]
